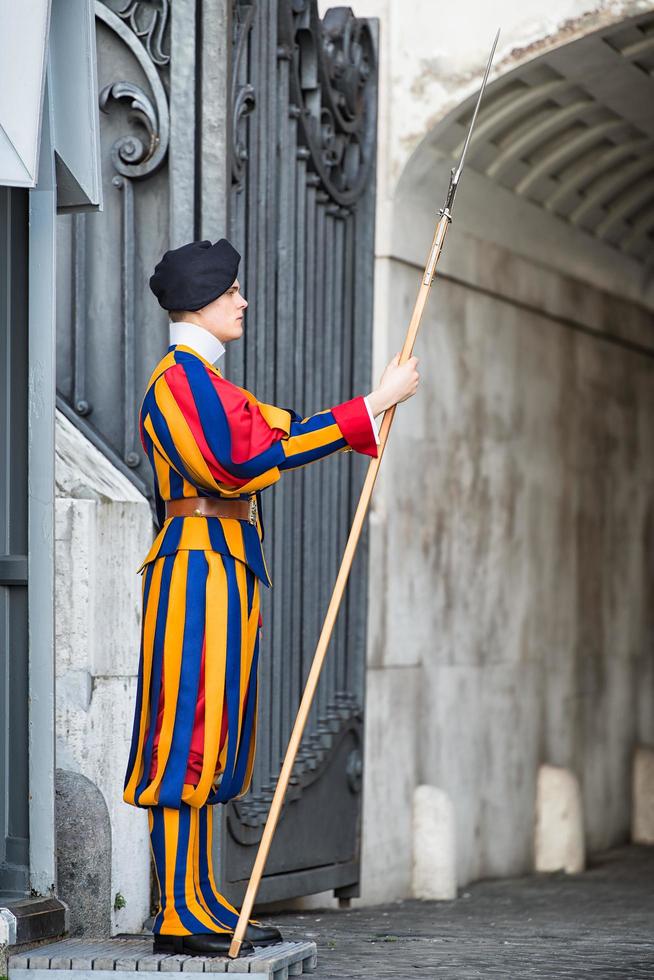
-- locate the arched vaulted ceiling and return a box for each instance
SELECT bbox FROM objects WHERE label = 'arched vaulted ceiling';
[440,14,654,263]
[411,12,654,269]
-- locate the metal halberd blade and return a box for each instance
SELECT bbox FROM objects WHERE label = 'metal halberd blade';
[441,28,500,219]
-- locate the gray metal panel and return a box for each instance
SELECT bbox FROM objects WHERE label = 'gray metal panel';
[55,0,192,500]
[28,68,58,897]
[169,0,196,246]
[49,0,103,211]
[0,185,30,899]
[198,0,230,240]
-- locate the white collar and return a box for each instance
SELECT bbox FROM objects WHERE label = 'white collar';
[169,319,226,365]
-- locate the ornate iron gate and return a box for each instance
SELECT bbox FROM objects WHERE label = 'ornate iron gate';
[220,0,378,903]
[56,0,377,904]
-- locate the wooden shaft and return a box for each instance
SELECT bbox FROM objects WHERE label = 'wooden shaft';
[228,212,450,958]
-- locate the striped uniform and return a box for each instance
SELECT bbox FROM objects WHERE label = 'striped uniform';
[124,342,377,932]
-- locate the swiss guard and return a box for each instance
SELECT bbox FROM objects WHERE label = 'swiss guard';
[123,237,419,955]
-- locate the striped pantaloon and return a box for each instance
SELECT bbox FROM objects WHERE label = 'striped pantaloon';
[124,548,261,933]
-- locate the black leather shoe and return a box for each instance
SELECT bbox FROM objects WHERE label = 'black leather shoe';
[153,933,254,956]
[244,921,283,946]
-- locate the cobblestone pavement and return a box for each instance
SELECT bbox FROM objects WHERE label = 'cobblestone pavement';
[263,846,654,979]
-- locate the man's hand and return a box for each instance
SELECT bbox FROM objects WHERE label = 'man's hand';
[366,352,420,417]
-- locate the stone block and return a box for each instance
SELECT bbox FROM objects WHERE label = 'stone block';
[54,409,154,934]
[55,770,112,937]
[534,764,584,874]
[412,785,456,900]
[632,744,654,844]
[355,665,420,905]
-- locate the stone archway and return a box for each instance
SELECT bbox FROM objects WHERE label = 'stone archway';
[394,10,654,301]
[363,8,654,895]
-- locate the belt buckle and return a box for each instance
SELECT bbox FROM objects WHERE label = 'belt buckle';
[248,496,258,526]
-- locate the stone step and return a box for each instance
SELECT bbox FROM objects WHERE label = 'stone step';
[8,936,318,980]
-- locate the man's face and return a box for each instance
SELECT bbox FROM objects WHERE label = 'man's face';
[196,278,248,343]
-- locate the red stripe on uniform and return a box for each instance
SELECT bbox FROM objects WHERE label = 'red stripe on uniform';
[164,366,250,488]
[207,373,286,465]
[332,396,379,457]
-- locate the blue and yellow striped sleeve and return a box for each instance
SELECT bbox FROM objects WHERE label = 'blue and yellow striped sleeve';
[143,353,378,495]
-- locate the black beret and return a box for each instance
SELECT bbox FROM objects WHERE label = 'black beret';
[149,238,241,312]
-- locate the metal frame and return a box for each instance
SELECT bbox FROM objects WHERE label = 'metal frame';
[27,67,58,899]
[0,187,30,900]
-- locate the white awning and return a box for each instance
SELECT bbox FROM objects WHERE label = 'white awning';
[0,0,102,210]
[0,0,51,186]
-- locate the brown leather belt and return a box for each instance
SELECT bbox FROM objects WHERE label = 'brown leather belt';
[165,495,258,525]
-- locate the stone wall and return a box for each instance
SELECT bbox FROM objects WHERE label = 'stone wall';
[55,410,154,933]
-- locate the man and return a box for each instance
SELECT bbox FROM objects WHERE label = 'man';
[124,238,419,956]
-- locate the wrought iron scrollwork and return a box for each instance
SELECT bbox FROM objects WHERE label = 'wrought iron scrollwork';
[230,0,376,205]
[229,692,363,832]
[281,2,376,205]
[95,2,170,471]
[230,2,257,191]
[96,3,170,179]
[99,81,163,176]
[109,0,171,66]
[228,705,363,839]
[95,3,170,470]
[57,1,171,488]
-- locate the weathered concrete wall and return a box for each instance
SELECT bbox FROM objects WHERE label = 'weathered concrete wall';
[360,235,654,895]
[55,410,154,933]
[315,0,654,905]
